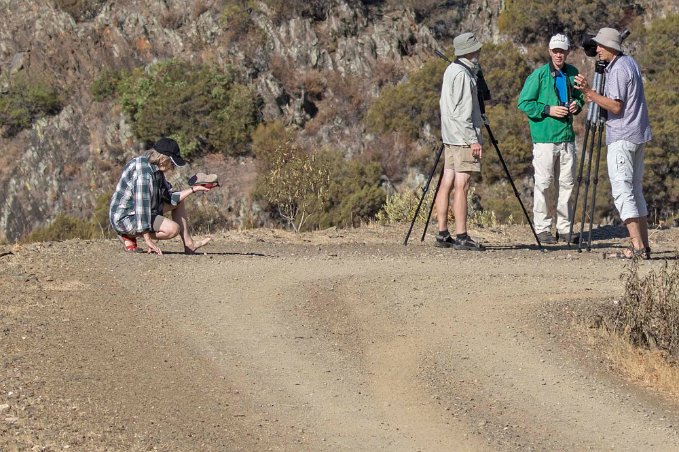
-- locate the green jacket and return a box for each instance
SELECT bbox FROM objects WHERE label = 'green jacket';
[517,62,584,143]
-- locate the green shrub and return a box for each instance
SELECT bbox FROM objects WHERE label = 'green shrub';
[53,0,106,21]
[365,58,447,139]
[251,121,297,171]
[91,69,123,102]
[221,2,256,38]
[313,151,386,228]
[498,0,639,45]
[255,141,386,231]
[376,188,434,226]
[483,42,532,106]
[118,59,260,159]
[186,202,232,234]
[632,15,679,219]
[23,193,113,243]
[0,73,62,137]
[23,214,98,243]
[258,0,329,23]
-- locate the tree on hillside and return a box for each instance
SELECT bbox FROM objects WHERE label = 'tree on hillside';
[118,59,260,159]
[498,0,643,45]
[632,14,679,221]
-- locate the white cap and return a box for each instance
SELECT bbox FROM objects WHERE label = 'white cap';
[549,34,570,50]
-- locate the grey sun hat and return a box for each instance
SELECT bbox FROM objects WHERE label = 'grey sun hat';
[592,27,623,52]
[454,32,482,57]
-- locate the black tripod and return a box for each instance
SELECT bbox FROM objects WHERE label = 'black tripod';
[567,60,607,251]
[404,51,542,249]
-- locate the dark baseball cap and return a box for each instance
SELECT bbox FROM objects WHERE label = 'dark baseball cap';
[153,138,186,167]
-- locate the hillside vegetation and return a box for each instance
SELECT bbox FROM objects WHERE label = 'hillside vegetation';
[0,0,677,241]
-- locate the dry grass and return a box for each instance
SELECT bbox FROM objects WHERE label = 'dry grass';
[585,325,679,398]
[614,260,679,355]
[579,259,679,399]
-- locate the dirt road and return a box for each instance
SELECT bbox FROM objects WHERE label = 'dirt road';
[2,225,679,451]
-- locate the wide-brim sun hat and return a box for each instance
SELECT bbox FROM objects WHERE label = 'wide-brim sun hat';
[454,32,482,57]
[592,27,623,53]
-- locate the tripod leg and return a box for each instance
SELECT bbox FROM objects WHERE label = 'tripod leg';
[586,123,605,251]
[403,143,444,246]
[577,123,598,252]
[485,124,542,249]
[420,164,445,242]
[567,123,591,245]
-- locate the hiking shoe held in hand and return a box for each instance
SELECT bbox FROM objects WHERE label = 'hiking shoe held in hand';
[188,173,220,189]
[453,236,485,251]
[434,233,455,248]
[537,231,557,245]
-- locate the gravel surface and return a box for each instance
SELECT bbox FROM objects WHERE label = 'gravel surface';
[1,224,678,451]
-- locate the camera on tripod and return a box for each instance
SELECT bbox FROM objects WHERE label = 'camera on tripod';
[582,29,630,57]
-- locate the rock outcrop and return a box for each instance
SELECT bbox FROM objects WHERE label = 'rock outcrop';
[0,0,498,242]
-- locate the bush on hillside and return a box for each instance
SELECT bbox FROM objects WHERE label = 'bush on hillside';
[313,151,386,228]
[118,59,260,160]
[254,139,386,231]
[365,58,446,139]
[90,69,123,102]
[258,0,330,23]
[483,42,532,106]
[0,73,62,137]
[23,193,112,243]
[498,0,641,45]
[255,141,330,232]
[251,121,297,172]
[53,0,106,22]
[632,14,679,220]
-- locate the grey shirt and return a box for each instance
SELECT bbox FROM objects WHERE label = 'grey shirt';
[439,58,483,146]
[604,54,652,145]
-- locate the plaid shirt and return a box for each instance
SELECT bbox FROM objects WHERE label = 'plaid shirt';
[109,156,181,235]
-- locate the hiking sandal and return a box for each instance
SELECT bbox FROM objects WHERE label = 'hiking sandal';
[453,236,486,251]
[602,245,645,260]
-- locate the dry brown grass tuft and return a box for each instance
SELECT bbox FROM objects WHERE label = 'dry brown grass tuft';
[614,260,679,356]
[585,326,679,398]
[581,258,679,398]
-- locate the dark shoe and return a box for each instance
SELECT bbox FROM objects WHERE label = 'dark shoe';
[453,236,485,251]
[644,247,652,260]
[537,231,557,245]
[434,234,455,248]
[556,231,579,243]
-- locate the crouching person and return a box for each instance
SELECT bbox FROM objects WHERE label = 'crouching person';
[109,137,212,255]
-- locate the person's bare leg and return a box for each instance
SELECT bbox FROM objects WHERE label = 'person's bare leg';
[436,169,455,233]
[170,201,212,254]
[624,217,644,254]
[639,216,649,250]
[452,172,471,235]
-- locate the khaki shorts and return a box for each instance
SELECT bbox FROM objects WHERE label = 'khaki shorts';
[444,144,481,172]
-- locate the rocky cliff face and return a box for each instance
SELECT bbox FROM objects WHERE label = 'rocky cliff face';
[0,0,500,242]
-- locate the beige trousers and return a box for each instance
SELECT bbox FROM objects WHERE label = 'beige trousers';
[532,142,576,234]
